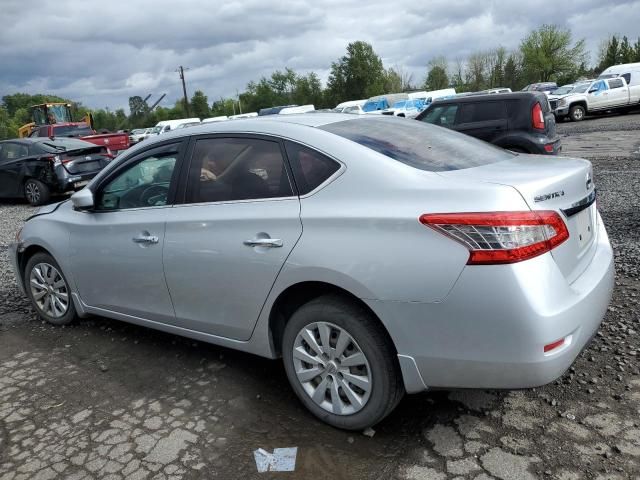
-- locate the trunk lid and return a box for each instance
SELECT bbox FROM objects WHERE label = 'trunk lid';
[439,155,597,282]
[61,147,112,175]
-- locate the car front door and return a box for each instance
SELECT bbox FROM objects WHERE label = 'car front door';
[163,135,302,340]
[67,141,185,322]
[588,80,609,110]
[0,142,29,197]
[454,101,508,142]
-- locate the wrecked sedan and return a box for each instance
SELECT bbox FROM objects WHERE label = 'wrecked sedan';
[10,114,614,430]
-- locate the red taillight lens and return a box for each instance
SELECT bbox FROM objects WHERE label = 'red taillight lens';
[420,211,569,265]
[544,143,554,153]
[532,102,545,130]
[544,338,565,353]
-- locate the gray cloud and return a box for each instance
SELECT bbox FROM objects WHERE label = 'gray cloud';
[1,0,638,112]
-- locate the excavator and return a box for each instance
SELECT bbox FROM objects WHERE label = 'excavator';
[18,103,130,155]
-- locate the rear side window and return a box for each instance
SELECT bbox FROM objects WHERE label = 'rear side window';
[621,73,631,84]
[320,118,513,172]
[284,141,340,195]
[459,102,506,123]
[185,137,294,203]
[607,78,624,89]
[420,105,459,127]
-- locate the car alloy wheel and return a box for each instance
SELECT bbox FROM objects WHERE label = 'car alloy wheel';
[292,321,372,415]
[29,263,70,318]
[25,181,40,204]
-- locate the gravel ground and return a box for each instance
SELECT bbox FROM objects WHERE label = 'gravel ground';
[0,114,639,480]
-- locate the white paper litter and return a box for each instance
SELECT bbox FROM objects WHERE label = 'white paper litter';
[253,447,298,472]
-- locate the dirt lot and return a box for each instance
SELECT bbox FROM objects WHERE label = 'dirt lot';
[1,113,639,480]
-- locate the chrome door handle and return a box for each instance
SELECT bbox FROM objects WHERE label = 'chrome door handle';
[132,234,159,244]
[243,238,283,248]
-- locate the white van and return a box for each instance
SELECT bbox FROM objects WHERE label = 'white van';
[279,105,315,115]
[598,62,640,103]
[335,100,367,112]
[202,116,229,123]
[152,118,201,135]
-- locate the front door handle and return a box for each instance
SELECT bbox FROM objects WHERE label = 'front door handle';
[243,238,283,248]
[132,234,159,244]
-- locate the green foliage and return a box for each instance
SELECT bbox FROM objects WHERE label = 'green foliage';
[425,57,449,89]
[190,90,210,118]
[520,24,587,82]
[327,41,386,105]
[598,35,640,72]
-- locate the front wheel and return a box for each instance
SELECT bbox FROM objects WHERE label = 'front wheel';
[24,252,77,326]
[282,295,404,430]
[569,105,586,122]
[24,179,51,206]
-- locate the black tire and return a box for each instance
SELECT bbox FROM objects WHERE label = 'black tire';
[282,294,404,430]
[569,105,586,122]
[24,252,77,326]
[24,179,51,206]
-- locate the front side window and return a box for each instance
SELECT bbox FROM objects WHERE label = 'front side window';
[621,73,631,84]
[185,137,294,204]
[420,105,459,127]
[591,80,608,93]
[96,150,178,210]
[284,141,340,195]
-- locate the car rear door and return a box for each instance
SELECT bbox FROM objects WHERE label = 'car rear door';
[68,141,185,321]
[162,135,302,341]
[605,78,629,107]
[454,101,508,142]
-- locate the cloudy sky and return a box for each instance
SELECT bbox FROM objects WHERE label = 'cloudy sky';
[1,0,638,112]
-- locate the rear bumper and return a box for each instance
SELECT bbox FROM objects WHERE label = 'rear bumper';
[367,213,614,392]
[56,170,100,193]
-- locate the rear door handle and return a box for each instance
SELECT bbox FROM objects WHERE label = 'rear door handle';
[132,234,159,244]
[243,238,283,248]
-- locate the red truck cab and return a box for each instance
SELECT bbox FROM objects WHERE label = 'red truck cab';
[31,123,130,155]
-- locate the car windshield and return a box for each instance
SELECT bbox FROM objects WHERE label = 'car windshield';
[321,117,513,172]
[131,129,145,134]
[553,86,574,95]
[362,100,387,112]
[52,125,94,137]
[572,84,590,93]
[152,126,162,134]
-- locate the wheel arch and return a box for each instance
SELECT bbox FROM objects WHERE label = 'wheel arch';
[267,281,398,359]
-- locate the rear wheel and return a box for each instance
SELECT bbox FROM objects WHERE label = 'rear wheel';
[282,294,404,430]
[569,105,586,122]
[24,252,77,326]
[24,179,50,206]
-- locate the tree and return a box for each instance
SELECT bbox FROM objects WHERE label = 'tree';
[520,25,587,82]
[327,41,386,105]
[503,53,522,90]
[466,52,487,91]
[384,68,403,93]
[190,90,210,118]
[425,57,449,90]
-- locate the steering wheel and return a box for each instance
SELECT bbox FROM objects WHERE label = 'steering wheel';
[140,184,169,206]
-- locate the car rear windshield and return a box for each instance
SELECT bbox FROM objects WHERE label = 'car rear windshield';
[52,125,94,137]
[320,118,513,172]
[36,138,98,152]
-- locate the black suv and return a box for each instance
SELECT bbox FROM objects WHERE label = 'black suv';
[415,92,561,155]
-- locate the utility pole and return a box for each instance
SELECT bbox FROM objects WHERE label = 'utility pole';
[176,66,191,117]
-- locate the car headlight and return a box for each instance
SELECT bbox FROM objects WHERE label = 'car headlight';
[559,99,567,106]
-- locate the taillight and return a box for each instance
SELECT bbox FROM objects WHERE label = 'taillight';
[45,155,62,166]
[419,211,569,265]
[532,102,545,130]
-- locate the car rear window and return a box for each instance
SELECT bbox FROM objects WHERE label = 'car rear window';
[36,138,98,152]
[459,101,506,123]
[320,118,513,172]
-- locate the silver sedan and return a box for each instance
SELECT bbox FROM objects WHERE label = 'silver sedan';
[10,114,614,430]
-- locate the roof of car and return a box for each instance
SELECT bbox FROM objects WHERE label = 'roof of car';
[429,92,542,104]
[0,137,95,145]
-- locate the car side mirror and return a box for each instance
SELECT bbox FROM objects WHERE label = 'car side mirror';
[588,88,597,94]
[71,188,95,211]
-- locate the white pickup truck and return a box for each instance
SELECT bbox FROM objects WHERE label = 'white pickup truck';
[550,77,640,121]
